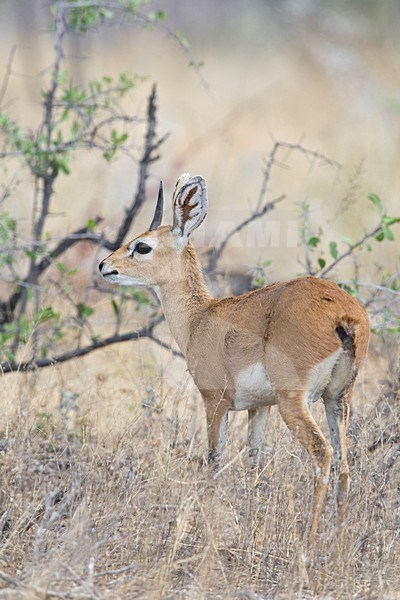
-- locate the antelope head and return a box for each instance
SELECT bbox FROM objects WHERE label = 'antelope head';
[99,174,208,288]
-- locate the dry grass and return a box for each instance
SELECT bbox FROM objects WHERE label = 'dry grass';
[0,339,398,599]
[0,4,400,598]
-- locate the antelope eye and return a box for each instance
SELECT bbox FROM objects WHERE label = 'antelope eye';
[135,242,152,255]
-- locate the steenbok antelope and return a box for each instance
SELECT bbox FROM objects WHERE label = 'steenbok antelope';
[99,174,370,543]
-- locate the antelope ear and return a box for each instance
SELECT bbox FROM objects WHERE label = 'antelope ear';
[172,174,208,242]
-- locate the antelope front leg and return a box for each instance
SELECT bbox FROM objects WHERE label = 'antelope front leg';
[247,406,270,468]
[202,393,230,469]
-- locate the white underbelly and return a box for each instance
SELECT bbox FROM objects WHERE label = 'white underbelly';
[233,363,276,411]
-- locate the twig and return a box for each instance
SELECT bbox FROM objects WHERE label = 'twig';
[300,200,315,276]
[0,168,21,206]
[94,564,136,578]
[256,139,341,212]
[112,84,167,249]
[66,565,101,600]
[147,332,184,359]
[317,224,383,278]
[213,447,247,479]
[0,83,165,326]
[35,9,67,242]
[151,19,213,97]
[0,569,71,599]
[206,140,340,273]
[340,281,400,298]
[0,45,17,109]
[6,9,68,352]
[0,315,183,373]
[207,194,285,272]
[0,569,20,588]
[37,216,104,273]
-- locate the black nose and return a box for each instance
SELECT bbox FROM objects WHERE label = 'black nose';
[99,260,119,276]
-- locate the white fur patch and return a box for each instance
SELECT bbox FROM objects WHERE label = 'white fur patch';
[173,173,191,203]
[128,238,157,256]
[233,363,275,410]
[103,273,144,286]
[324,351,355,401]
[307,349,342,405]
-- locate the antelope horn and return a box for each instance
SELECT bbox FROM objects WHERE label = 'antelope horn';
[149,181,164,231]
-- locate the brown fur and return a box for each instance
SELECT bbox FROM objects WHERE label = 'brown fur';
[99,179,370,548]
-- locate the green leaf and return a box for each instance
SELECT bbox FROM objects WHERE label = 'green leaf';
[329,241,338,259]
[25,249,38,261]
[89,80,102,95]
[368,193,383,212]
[76,303,94,320]
[111,129,128,145]
[55,155,71,175]
[35,306,60,324]
[382,224,394,241]
[0,212,17,242]
[57,262,67,273]
[318,258,326,269]
[375,230,384,242]
[253,277,265,288]
[19,315,31,343]
[176,30,189,48]
[382,216,400,226]
[87,218,96,231]
[308,236,320,249]
[386,327,400,334]
[132,290,151,306]
[339,283,356,296]
[68,5,114,33]
[340,236,353,246]
[118,72,135,95]
[103,149,113,162]
[111,299,120,317]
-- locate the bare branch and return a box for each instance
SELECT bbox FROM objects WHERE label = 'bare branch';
[350,281,400,299]
[207,194,285,272]
[111,84,167,249]
[256,139,341,212]
[0,45,17,109]
[0,83,165,325]
[147,332,183,359]
[0,316,183,373]
[148,19,213,97]
[206,140,340,273]
[34,9,67,241]
[318,224,383,278]
[37,216,104,273]
[299,200,316,276]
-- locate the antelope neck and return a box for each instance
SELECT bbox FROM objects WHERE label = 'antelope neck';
[157,243,212,354]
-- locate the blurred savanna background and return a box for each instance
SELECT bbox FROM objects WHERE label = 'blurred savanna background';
[0,1,399,598]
